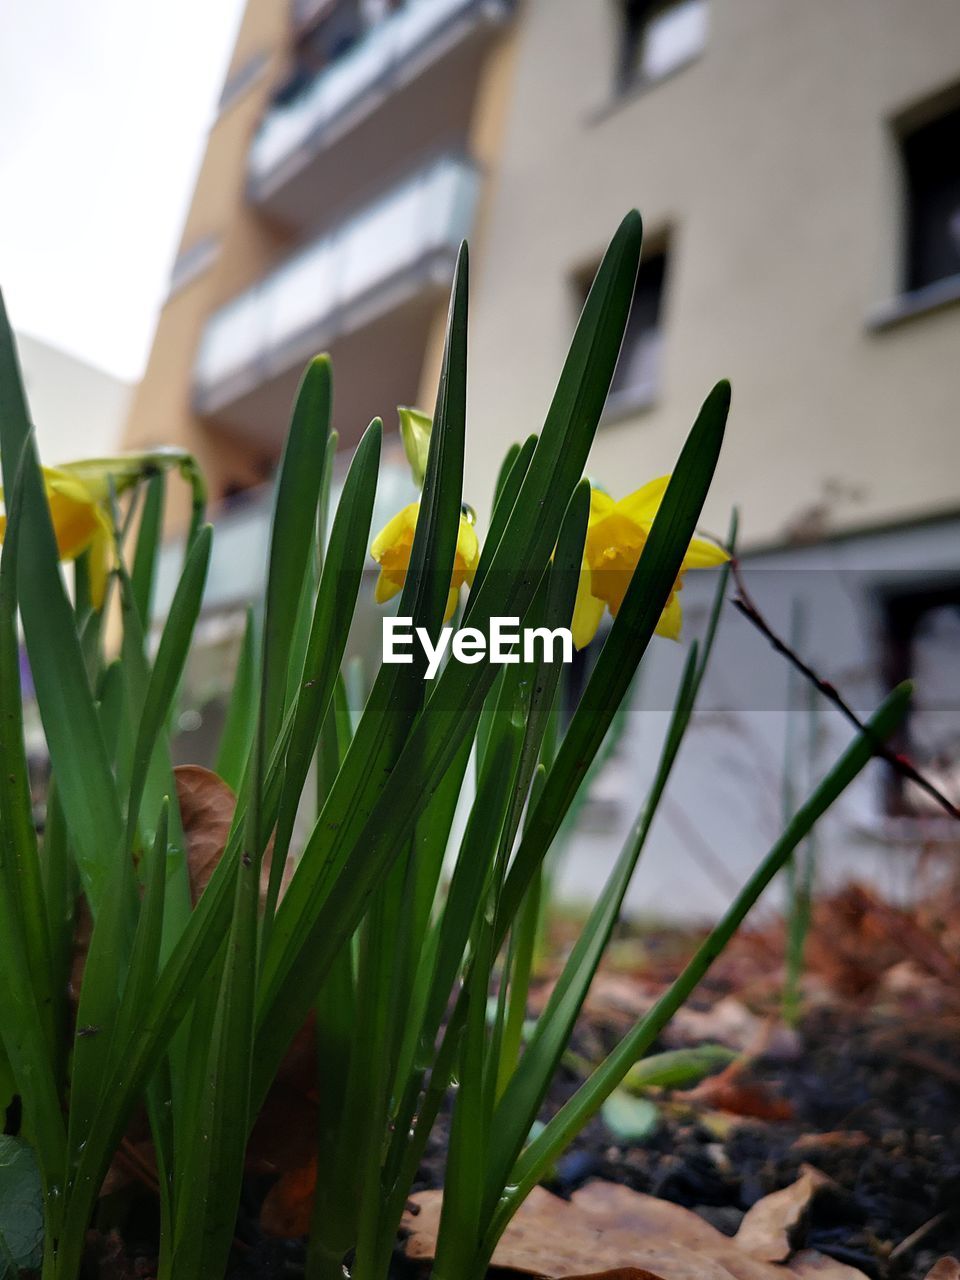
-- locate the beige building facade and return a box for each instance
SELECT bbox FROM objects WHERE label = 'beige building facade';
[129,0,960,914]
[464,0,960,547]
[123,0,517,532]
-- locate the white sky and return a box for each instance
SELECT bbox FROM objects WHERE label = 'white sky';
[0,0,245,383]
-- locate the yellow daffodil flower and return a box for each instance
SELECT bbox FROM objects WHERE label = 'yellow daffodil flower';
[0,464,114,606]
[0,448,204,610]
[371,501,479,622]
[571,476,728,649]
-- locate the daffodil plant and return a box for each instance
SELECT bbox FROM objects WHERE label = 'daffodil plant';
[0,212,909,1280]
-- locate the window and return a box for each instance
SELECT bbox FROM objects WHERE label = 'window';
[882,584,960,816]
[616,0,708,94]
[901,103,960,293]
[579,249,668,417]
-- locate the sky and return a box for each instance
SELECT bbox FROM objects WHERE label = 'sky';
[0,0,245,383]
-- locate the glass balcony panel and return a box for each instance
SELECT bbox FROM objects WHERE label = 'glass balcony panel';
[195,157,478,407]
[249,0,509,190]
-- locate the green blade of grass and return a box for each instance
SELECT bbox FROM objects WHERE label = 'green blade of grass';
[215,606,258,791]
[255,242,472,1081]
[497,379,731,936]
[123,525,212,860]
[262,356,332,747]
[0,441,53,1043]
[0,444,66,1207]
[0,292,123,916]
[486,683,912,1261]
[261,416,381,931]
[255,216,642,1107]
[131,472,165,631]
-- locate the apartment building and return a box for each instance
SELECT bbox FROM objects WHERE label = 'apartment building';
[123,0,516,544]
[127,0,960,914]
[461,0,960,915]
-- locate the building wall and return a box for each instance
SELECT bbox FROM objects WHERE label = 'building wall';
[464,0,960,549]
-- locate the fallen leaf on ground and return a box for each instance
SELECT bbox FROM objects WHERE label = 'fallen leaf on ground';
[260,1161,316,1236]
[791,1131,869,1153]
[788,1250,877,1280]
[402,1180,865,1280]
[688,1073,793,1122]
[734,1167,832,1263]
[925,1262,960,1280]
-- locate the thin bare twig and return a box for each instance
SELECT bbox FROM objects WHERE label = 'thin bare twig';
[729,559,960,823]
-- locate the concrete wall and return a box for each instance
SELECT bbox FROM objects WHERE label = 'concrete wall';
[555,517,960,922]
[464,0,960,549]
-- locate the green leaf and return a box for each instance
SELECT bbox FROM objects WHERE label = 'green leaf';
[257,216,642,1109]
[261,416,382,931]
[601,1091,659,1143]
[0,291,123,915]
[487,683,912,1258]
[255,242,471,1096]
[498,379,731,936]
[262,355,332,746]
[214,606,258,792]
[622,1044,736,1094]
[0,1136,43,1277]
[131,471,165,630]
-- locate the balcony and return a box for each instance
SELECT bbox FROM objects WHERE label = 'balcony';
[194,156,478,448]
[249,0,511,229]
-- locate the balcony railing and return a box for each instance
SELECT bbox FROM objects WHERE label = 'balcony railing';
[250,0,511,200]
[194,155,478,414]
[153,455,416,618]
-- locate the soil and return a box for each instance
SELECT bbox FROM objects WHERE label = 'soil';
[80,888,960,1280]
[407,1005,960,1280]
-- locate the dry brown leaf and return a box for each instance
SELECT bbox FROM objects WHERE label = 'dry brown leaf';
[734,1167,832,1263]
[174,764,238,903]
[788,1250,872,1280]
[260,1161,316,1237]
[564,1271,666,1280]
[925,1262,960,1280]
[403,1182,815,1280]
[174,763,293,904]
[791,1132,869,1154]
[688,1073,793,1123]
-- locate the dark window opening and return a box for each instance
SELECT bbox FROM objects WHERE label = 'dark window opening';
[578,249,668,415]
[882,582,960,816]
[616,0,707,95]
[901,102,960,293]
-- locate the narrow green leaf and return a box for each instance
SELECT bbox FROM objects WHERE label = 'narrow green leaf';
[0,292,123,915]
[214,606,258,791]
[262,355,332,746]
[131,471,165,630]
[490,683,912,1252]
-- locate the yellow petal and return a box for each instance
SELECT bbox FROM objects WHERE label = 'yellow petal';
[44,477,109,561]
[371,502,419,562]
[443,586,460,623]
[682,534,729,570]
[571,563,606,649]
[655,592,683,640]
[0,514,6,542]
[588,488,615,522]
[618,475,671,523]
[455,515,480,576]
[374,568,402,604]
